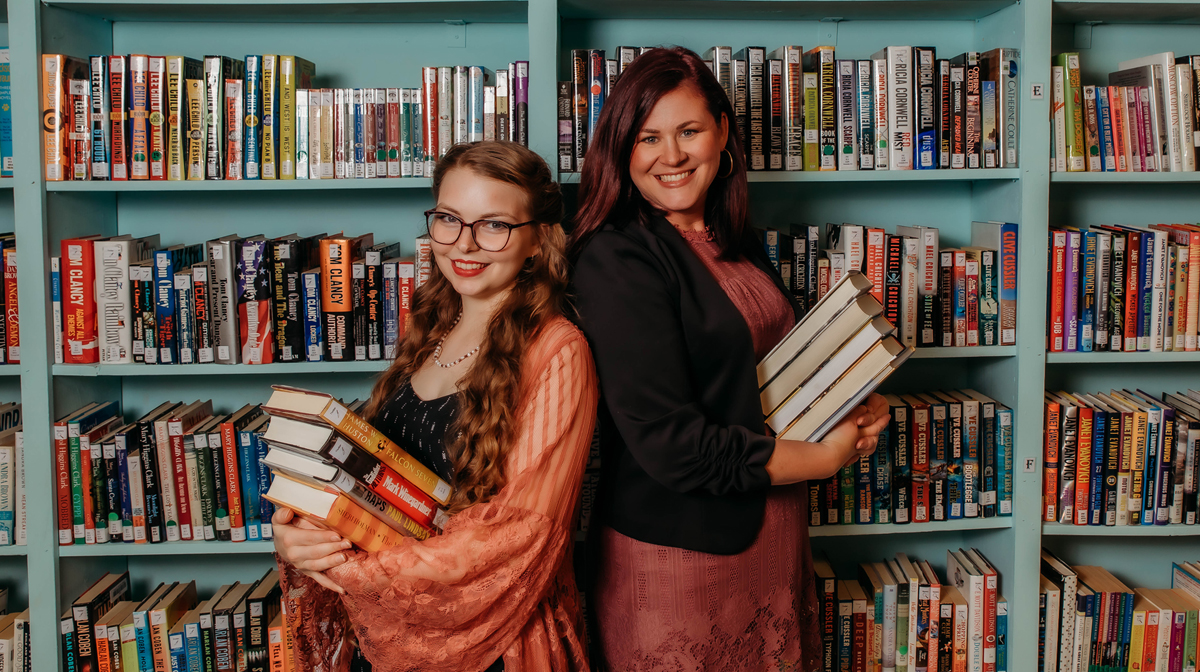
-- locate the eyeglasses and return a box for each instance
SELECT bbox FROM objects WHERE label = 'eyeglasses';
[424,210,536,252]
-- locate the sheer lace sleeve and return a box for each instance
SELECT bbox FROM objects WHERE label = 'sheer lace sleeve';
[280,319,598,672]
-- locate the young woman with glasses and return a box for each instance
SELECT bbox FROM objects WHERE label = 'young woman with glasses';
[272,141,598,672]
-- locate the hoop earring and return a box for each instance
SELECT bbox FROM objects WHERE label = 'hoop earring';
[718,149,734,178]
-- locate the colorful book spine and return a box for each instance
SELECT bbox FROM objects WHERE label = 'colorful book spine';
[129,55,149,179]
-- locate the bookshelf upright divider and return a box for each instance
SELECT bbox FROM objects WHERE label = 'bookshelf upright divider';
[8,0,1200,671]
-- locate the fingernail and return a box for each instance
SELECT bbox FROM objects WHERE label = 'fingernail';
[341,541,351,550]
[330,534,341,543]
[339,554,347,563]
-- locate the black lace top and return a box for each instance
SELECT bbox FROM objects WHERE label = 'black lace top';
[372,380,459,483]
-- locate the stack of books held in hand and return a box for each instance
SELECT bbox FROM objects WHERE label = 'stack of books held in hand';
[759,271,914,442]
[260,385,452,551]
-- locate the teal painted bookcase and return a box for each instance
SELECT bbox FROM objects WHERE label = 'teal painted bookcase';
[3,0,1199,670]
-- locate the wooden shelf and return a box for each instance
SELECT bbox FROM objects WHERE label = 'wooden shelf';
[59,541,277,556]
[1043,523,1200,537]
[54,361,392,377]
[1047,350,1200,363]
[47,178,432,192]
[810,517,1013,537]
[559,169,1021,184]
[41,0,528,23]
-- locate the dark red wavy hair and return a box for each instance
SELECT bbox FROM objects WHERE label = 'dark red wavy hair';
[569,46,750,259]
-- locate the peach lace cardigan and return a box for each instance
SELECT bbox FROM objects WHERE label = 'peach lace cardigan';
[277,318,599,672]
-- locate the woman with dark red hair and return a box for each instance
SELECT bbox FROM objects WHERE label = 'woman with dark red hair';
[571,47,890,670]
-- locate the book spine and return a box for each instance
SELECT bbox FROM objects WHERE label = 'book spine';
[147,57,165,179]
[62,239,98,364]
[892,405,911,524]
[365,252,383,360]
[243,56,261,179]
[42,55,68,180]
[951,65,965,168]
[979,250,999,346]
[221,422,245,541]
[818,49,836,170]
[192,265,213,364]
[310,87,324,178]
[915,47,937,169]
[1097,88,1116,171]
[888,46,914,170]
[185,79,205,180]
[902,238,919,347]
[153,250,178,364]
[767,58,783,170]
[1084,85,1102,172]
[980,402,998,518]
[352,261,366,360]
[783,49,804,170]
[963,402,981,517]
[238,239,274,364]
[999,407,1015,516]
[1049,231,1067,351]
[855,59,874,171]
[1064,231,1080,351]
[225,79,244,179]
[165,57,185,180]
[4,249,15,365]
[207,430,230,540]
[937,59,951,168]
[52,257,63,365]
[175,272,194,364]
[953,251,967,346]
[963,53,981,168]
[89,56,110,179]
[261,56,277,178]
[802,71,819,171]
[95,241,133,364]
[238,429,260,540]
[129,55,149,179]
[1064,54,1086,170]
[836,60,858,171]
[746,47,765,170]
[203,59,224,178]
[912,406,930,523]
[939,251,954,346]
[320,240,353,361]
[514,61,529,147]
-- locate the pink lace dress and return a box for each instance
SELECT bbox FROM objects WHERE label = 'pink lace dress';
[595,229,822,672]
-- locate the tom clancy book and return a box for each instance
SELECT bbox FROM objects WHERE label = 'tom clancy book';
[802,46,836,170]
[737,47,766,170]
[271,234,323,363]
[192,264,214,363]
[302,268,323,361]
[915,47,938,170]
[165,56,203,181]
[320,234,373,361]
[88,56,110,179]
[174,271,196,364]
[236,237,273,364]
[147,57,166,180]
[207,235,245,364]
[154,244,206,365]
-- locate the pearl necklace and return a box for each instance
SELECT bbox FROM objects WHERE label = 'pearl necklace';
[433,312,481,368]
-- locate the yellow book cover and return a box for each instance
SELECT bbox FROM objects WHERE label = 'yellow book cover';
[262,55,277,179]
[185,79,206,180]
[121,618,141,672]
[150,582,196,672]
[802,72,819,172]
[277,56,313,179]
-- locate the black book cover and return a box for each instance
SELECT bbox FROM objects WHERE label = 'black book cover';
[207,424,231,541]
[891,401,911,524]
[557,81,573,172]
[141,271,158,358]
[271,234,322,363]
[950,65,966,168]
[364,242,400,361]
[791,234,807,313]
[193,262,214,362]
[73,572,131,672]
[884,235,903,326]
[978,398,997,518]
[808,482,822,527]
[937,60,952,168]
[944,397,964,518]
[1101,406,1121,524]
[139,412,168,543]
[245,573,281,672]
[570,51,589,168]
[131,264,145,362]
[767,59,783,170]
[805,225,819,312]
[822,474,838,525]
[352,260,367,361]
[90,431,109,541]
[733,58,748,157]
[939,251,954,346]
[736,47,766,170]
[926,396,948,521]
[952,52,981,168]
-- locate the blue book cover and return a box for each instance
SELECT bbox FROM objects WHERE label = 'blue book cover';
[996,405,1014,517]
[871,424,891,524]
[243,56,262,179]
[238,427,261,540]
[133,609,155,672]
[51,257,61,362]
[0,49,11,178]
[979,401,997,518]
[1088,409,1106,525]
[115,428,133,541]
[174,272,194,364]
[1139,230,1154,351]
[1080,231,1097,351]
[184,621,203,672]
[354,89,366,175]
[1096,91,1115,171]
[382,260,398,359]
[168,631,187,672]
[587,50,605,142]
[254,430,273,539]
[301,268,323,362]
[1122,592,1134,666]
[926,396,949,521]
[154,250,179,364]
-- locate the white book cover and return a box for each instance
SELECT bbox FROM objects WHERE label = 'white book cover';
[877,46,913,170]
[154,416,180,541]
[438,66,454,158]
[13,431,21,546]
[295,90,309,180]
[309,88,323,179]
[872,57,889,170]
[483,83,496,142]
[947,551,985,672]
[184,436,203,540]
[857,59,874,170]
[1053,66,1067,173]
[454,66,469,145]
[882,576,898,672]
[837,60,859,171]
[834,224,865,272]
[1120,52,1182,171]
[828,252,846,286]
[0,444,11,546]
[1151,229,1168,352]
[1177,64,1196,171]
[94,240,133,364]
[901,237,919,347]
[469,65,485,143]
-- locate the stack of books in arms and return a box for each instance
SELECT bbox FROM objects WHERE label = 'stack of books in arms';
[1042,388,1200,528]
[559,45,1019,173]
[1051,51,1200,173]
[813,387,1014,527]
[260,385,452,549]
[60,569,304,672]
[1047,223,1200,354]
[758,271,912,445]
[813,548,1006,672]
[40,53,529,182]
[53,233,427,367]
[1037,550,1200,672]
[54,386,450,547]
[763,221,1019,349]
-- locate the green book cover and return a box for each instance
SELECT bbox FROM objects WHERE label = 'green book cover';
[1057,52,1086,171]
[840,464,855,524]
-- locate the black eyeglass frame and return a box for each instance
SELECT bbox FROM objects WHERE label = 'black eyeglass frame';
[423,209,538,252]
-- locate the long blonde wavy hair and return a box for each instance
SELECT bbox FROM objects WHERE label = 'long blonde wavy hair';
[364,141,569,515]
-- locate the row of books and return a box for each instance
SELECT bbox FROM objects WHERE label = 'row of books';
[1038,551,1200,672]
[763,221,1018,348]
[0,405,21,547]
[813,548,1006,672]
[1051,51,1200,173]
[560,45,1020,173]
[53,232,429,366]
[0,608,28,672]
[40,53,530,182]
[1047,223,1200,353]
[54,384,450,547]
[61,570,290,672]
[1041,388,1200,527]
[0,49,12,179]
[810,388,1014,527]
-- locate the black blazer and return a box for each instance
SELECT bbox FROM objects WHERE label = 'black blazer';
[572,214,803,555]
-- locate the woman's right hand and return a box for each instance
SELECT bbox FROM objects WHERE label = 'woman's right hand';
[817,404,881,476]
[272,507,351,594]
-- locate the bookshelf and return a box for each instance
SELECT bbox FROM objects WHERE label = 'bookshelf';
[5,0,1195,669]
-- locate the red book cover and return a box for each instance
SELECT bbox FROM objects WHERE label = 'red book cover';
[61,237,98,363]
[397,259,414,338]
[817,261,830,299]
[1044,400,1061,522]
[1125,229,1141,352]
[422,67,438,174]
[69,77,90,179]
[1049,230,1066,352]
[953,251,967,347]
[221,420,245,541]
[4,249,16,365]
[940,251,954,346]
[386,88,400,178]
[965,257,979,346]
[54,421,73,545]
[866,228,885,305]
[147,57,166,180]
[908,396,931,523]
[108,56,129,180]
[128,55,149,180]
[363,90,376,177]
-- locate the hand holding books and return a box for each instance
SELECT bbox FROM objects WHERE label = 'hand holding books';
[271,507,350,595]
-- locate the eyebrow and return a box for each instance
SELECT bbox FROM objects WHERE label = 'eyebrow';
[639,120,702,134]
[436,205,518,220]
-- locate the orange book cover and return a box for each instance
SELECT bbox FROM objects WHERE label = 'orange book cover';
[42,54,87,181]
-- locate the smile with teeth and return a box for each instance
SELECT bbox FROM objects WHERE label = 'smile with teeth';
[453,260,489,270]
[657,170,693,183]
